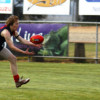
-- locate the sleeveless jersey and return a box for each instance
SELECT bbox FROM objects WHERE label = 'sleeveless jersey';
[0,25,15,51]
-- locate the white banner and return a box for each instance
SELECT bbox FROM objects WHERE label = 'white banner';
[0,0,13,14]
[79,0,100,15]
[23,0,70,15]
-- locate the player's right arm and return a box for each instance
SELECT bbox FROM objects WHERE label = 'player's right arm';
[1,29,34,55]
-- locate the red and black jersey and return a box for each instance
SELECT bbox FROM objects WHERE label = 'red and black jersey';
[0,25,15,51]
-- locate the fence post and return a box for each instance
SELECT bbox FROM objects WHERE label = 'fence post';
[95,24,98,64]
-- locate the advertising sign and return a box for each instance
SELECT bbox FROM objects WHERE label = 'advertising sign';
[79,0,100,15]
[0,24,68,56]
[0,0,13,14]
[23,0,70,15]
[86,0,100,2]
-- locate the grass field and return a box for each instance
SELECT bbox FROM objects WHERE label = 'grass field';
[69,43,100,58]
[0,61,100,100]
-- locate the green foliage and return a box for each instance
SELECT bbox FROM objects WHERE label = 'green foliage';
[44,31,60,50]
[38,25,68,56]
[57,25,68,42]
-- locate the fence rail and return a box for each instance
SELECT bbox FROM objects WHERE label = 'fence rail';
[0,20,100,24]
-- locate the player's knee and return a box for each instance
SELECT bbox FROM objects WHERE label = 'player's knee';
[8,55,17,63]
[13,56,17,62]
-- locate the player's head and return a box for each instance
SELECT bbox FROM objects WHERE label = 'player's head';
[6,15,19,31]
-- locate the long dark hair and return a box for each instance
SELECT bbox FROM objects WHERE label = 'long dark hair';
[6,15,19,26]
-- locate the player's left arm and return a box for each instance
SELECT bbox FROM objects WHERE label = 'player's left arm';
[14,31,41,48]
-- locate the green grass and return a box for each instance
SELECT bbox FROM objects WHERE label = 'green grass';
[69,43,100,57]
[0,61,100,100]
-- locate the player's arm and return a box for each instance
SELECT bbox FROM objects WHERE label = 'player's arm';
[15,31,34,46]
[1,30,34,55]
[14,31,42,48]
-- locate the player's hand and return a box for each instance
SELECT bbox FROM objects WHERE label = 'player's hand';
[24,48,35,55]
[33,43,43,48]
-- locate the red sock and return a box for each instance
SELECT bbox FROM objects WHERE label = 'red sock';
[13,74,19,82]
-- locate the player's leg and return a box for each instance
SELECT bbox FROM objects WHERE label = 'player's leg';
[0,47,30,88]
[0,47,18,75]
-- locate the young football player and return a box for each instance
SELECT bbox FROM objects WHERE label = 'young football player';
[0,15,41,88]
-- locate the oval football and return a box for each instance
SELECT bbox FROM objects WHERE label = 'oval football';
[30,35,44,44]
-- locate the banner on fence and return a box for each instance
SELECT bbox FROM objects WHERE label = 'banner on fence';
[79,0,100,15]
[23,0,70,15]
[0,24,68,56]
[0,0,13,14]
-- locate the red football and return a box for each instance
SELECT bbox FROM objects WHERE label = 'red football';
[30,35,44,44]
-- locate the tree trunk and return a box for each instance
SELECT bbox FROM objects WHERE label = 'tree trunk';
[74,43,86,63]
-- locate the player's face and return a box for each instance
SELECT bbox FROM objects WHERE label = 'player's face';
[12,20,19,31]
